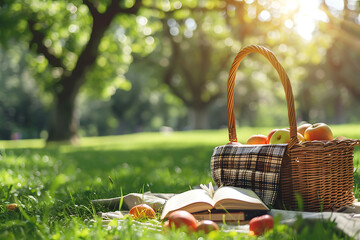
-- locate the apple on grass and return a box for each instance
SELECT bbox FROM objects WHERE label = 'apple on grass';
[167,210,198,232]
[249,214,274,236]
[304,123,333,141]
[196,220,219,233]
[129,204,156,219]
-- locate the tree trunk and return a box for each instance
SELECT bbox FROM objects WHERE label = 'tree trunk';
[298,86,311,122]
[188,106,209,129]
[333,91,346,124]
[46,82,80,144]
[32,0,143,143]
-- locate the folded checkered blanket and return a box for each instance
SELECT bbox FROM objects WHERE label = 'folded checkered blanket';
[211,143,287,206]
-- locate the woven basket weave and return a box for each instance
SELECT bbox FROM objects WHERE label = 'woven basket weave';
[214,44,360,212]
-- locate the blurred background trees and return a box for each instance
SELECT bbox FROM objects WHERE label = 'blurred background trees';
[0,0,360,142]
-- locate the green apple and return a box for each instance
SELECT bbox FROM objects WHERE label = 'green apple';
[269,129,291,144]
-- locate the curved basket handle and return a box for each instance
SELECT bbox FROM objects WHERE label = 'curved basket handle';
[227,45,298,148]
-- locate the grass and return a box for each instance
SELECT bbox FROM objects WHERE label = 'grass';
[0,125,359,239]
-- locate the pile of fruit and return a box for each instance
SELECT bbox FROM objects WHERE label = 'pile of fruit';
[246,123,334,145]
[163,210,219,233]
[129,204,220,234]
[129,204,274,236]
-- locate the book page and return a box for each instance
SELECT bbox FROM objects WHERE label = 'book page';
[213,187,268,210]
[161,189,213,219]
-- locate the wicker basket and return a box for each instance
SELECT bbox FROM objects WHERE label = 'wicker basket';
[212,45,360,212]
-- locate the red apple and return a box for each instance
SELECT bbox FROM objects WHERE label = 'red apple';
[129,204,156,219]
[297,123,312,136]
[168,210,197,232]
[196,220,219,233]
[269,129,290,144]
[304,123,333,141]
[247,135,268,145]
[249,214,274,236]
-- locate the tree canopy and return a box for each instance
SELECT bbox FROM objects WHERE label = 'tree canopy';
[1,0,360,141]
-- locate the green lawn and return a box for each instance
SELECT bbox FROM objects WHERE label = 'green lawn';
[0,125,359,239]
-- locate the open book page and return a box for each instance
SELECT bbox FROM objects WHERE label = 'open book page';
[160,189,213,219]
[213,186,269,210]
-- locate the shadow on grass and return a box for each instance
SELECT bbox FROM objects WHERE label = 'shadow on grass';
[1,145,216,200]
[2,144,360,217]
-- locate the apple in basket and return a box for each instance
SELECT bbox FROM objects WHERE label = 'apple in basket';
[269,129,291,144]
[269,129,305,144]
[304,123,333,141]
[266,129,278,144]
[297,132,305,143]
[297,123,312,136]
[247,135,268,145]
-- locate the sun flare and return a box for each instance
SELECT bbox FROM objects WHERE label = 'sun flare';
[282,0,331,40]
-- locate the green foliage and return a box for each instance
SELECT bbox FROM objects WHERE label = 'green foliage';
[0,46,47,139]
[265,215,354,240]
[0,0,159,100]
[84,11,159,99]
[2,0,360,140]
[0,127,359,239]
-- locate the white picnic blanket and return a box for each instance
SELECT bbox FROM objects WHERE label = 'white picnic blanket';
[92,192,360,239]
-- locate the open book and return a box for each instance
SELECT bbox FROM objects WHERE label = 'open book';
[161,184,269,221]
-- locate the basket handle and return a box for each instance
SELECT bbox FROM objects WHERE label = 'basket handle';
[227,45,298,148]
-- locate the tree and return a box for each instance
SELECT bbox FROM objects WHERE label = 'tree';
[0,45,47,139]
[110,58,187,133]
[0,0,148,143]
[292,0,360,124]
[153,0,317,129]
[322,0,360,101]
[1,0,240,140]
[159,14,233,129]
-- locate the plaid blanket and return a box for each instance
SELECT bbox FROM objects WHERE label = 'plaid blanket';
[211,143,287,206]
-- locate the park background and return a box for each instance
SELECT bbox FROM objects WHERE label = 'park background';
[1,0,360,239]
[1,0,360,142]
